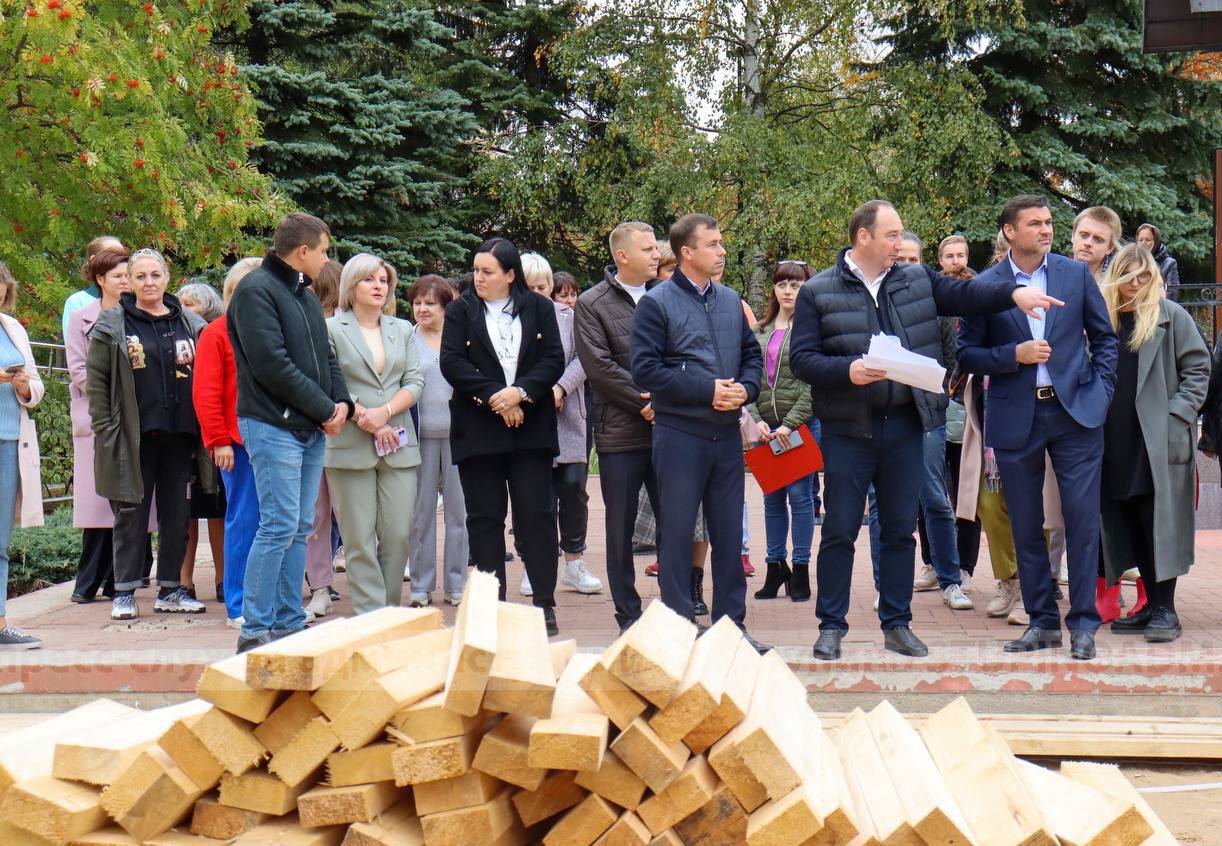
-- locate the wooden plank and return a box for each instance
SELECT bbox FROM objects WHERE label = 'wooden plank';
[444,569,500,717]
[543,793,620,846]
[831,711,917,845]
[186,705,269,776]
[580,633,649,731]
[530,652,610,772]
[671,782,749,846]
[341,798,423,846]
[1017,759,1151,846]
[329,650,449,750]
[649,616,741,746]
[608,600,697,708]
[419,789,528,846]
[413,768,502,815]
[390,727,482,786]
[391,691,486,742]
[512,771,586,827]
[864,701,973,846]
[197,653,281,723]
[609,716,691,795]
[327,743,396,788]
[684,637,762,755]
[803,722,859,845]
[636,755,720,834]
[649,833,684,846]
[313,629,453,721]
[231,815,347,844]
[550,639,578,678]
[255,691,323,756]
[482,601,557,718]
[918,698,1054,846]
[1059,761,1178,846]
[100,745,205,839]
[267,716,341,788]
[826,732,881,846]
[298,781,402,827]
[246,606,441,691]
[66,827,139,845]
[141,832,219,846]
[190,793,268,840]
[473,714,548,790]
[159,712,225,791]
[745,779,826,846]
[593,811,653,846]
[219,769,309,815]
[0,774,107,841]
[575,748,648,812]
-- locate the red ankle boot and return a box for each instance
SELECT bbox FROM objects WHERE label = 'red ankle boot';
[1096,577,1122,623]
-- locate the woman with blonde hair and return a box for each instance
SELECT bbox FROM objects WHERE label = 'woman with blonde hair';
[1098,244,1209,643]
[193,258,262,627]
[0,261,46,648]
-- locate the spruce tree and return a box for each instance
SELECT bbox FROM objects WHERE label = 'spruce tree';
[881,0,1222,276]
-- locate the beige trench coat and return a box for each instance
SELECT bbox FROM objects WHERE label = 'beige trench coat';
[0,313,44,527]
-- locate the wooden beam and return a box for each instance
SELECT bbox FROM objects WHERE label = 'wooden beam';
[186,705,268,776]
[482,601,557,718]
[611,716,691,795]
[543,793,619,846]
[328,650,449,751]
[391,692,486,743]
[575,748,648,812]
[650,617,741,746]
[579,633,648,731]
[196,653,281,724]
[608,600,697,708]
[246,606,441,691]
[671,782,749,846]
[0,775,107,842]
[158,712,225,791]
[1017,759,1151,846]
[636,755,720,834]
[189,794,268,840]
[830,710,916,845]
[390,727,482,787]
[803,721,858,845]
[512,771,586,827]
[267,716,341,789]
[254,691,323,756]
[530,652,610,772]
[66,828,138,846]
[473,714,548,791]
[230,815,346,844]
[219,770,309,815]
[327,743,397,788]
[298,781,402,827]
[593,811,653,846]
[413,768,501,816]
[100,745,205,840]
[827,732,881,846]
[340,798,424,846]
[1059,761,1178,846]
[444,570,500,717]
[683,636,761,755]
[550,639,578,678]
[419,789,528,846]
[313,629,453,721]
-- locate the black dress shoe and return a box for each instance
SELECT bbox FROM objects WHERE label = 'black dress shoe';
[741,631,772,655]
[543,606,559,637]
[1110,605,1152,634]
[1070,630,1096,659]
[236,632,271,654]
[812,629,844,661]
[70,593,94,604]
[1144,608,1182,643]
[883,627,928,657]
[1005,627,1063,652]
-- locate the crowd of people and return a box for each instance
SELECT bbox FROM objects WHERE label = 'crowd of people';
[0,197,1212,662]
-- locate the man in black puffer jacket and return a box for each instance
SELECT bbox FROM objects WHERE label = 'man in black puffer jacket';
[790,200,1060,662]
[227,212,353,653]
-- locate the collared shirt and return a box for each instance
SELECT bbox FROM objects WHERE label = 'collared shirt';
[1007,252,1052,387]
[844,250,888,304]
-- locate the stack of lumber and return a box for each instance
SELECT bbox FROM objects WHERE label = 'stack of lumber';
[0,570,1172,845]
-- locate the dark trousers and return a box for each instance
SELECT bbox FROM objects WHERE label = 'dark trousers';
[599,449,660,628]
[73,528,114,599]
[459,449,559,607]
[996,399,1102,632]
[945,441,981,575]
[111,431,196,592]
[816,406,923,631]
[1111,494,1178,611]
[652,424,745,625]
[553,462,590,554]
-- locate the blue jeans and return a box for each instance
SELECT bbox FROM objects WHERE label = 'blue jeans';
[0,441,18,617]
[764,474,815,565]
[220,443,259,621]
[238,418,325,639]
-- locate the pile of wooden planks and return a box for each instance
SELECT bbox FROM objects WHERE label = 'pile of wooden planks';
[0,569,1173,845]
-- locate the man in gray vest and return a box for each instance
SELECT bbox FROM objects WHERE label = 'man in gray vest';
[790,200,1060,661]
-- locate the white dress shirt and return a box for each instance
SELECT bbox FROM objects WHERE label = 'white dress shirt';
[1007,253,1052,388]
[483,296,521,385]
[844,251,889,304]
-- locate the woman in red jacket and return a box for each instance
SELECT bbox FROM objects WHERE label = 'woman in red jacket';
[193,257,262,628]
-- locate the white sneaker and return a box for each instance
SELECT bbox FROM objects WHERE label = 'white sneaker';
[226,616,244,630]
[959,569,973,593]
[1121,567,1140,583]
[986,578,1019,618]
[407,593,431,608]
[154,586,206,614]
[560,559,602,594]
[913,564,939,591]
[110,593,138,621]
[443,592,463,606]
[520,572,533,597]
[305,588,331,619]
[873,593,880,611]
[302,608,316,625]
[1007,606,1030,626]
[942,584,974,610]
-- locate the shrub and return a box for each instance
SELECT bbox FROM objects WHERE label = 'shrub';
[30,375,73,499]
[8,505,80,598]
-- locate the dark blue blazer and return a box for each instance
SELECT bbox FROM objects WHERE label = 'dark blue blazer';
[957,253,1118,450]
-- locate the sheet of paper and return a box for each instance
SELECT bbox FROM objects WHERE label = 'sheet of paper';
[861,333,946,395]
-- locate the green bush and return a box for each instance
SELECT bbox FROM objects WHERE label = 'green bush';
[8,506,79,597]
[30,376,73,499]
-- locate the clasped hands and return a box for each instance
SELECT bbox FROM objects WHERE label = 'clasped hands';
[712,378,748,412]
[350,402,401,454]
[489,386,524,428]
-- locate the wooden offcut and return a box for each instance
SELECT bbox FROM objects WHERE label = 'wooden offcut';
[297,781,402,827]
[831,709,918,846]
[579,634,648,731]
[391,692,485,743]
[390,728,482,787]
[419,788,527,846]
[255,691,323,756]
[1017,759,1151,846]
[608,600,697,708]
[636,755,720,834]
[65,826,139,845]
[649,832,684,846]
[671,782,749,846]
[593,811,653,846]
[313,628,453,721]
[329,650,449,750]
[219,769,309,815]
[1,775,108,842]
[246,606,441,691]
[473,714,548,791]
[99,745,205,839]
[543,793,619,846]
[341,798,423,846]
[326,743,397,788]
[482,601,557,718]
[196,652,281,724]
[1059,761,1178,846]
[512,771,586,827]
[413,768,502,816]
[529,652,610,772]
[189,794,268,840]
[443,570,499,717]
[611,716,691,795]
[267,716,341,788]
[186,705,269,776]
[575,749,648,812]
[683,637,762,755]
[230,814,347,844]
[158,712,225,791]
[649,616,741,746]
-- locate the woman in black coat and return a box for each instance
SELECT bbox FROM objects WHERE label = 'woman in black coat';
[440,238,566,634]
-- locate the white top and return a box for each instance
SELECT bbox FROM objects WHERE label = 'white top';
[618,277,648,304]
[1007,252,1052,388]
[844,250,888,304]
[483,296,521,385]
[359,324,385,375]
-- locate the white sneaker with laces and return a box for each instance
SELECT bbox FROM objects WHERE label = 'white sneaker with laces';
[305,588,332,618]
[986,578,1019,618]
[959,569,973,593]
[0,625,41,650]
[560,559,602,594]
[942,583,974,610]
[226,616,245,630]
[111,593,138,621]
[913,563,938,591]
[155,586,206,614]
[520,572,533,597]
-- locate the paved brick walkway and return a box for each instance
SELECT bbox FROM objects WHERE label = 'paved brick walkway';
[2,478,1220,695]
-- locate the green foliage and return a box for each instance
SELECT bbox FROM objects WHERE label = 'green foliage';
[9,505,79,597]
[30,373,71,497]
[0,0,287,338]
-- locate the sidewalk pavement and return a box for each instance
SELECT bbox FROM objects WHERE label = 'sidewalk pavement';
[2,479,1220,697]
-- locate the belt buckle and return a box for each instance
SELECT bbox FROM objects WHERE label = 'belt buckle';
[1036,386,1055,400]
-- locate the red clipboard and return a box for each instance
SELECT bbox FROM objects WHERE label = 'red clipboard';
[745,423,823,495]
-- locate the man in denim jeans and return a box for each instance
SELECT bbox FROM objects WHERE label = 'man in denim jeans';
[227,213,352,653]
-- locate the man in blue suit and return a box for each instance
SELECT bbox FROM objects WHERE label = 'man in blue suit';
[958,195,1118,660]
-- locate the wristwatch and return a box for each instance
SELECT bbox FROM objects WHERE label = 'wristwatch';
[516,386,530,404]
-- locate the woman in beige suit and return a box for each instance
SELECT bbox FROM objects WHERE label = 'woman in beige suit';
[326,254,425,613]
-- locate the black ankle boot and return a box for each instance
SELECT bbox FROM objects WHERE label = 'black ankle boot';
[691,568,709,616]
[754,559,791,599]
[789,563,811,603]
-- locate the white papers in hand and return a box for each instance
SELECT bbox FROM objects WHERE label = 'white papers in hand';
[861,333,946,395]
